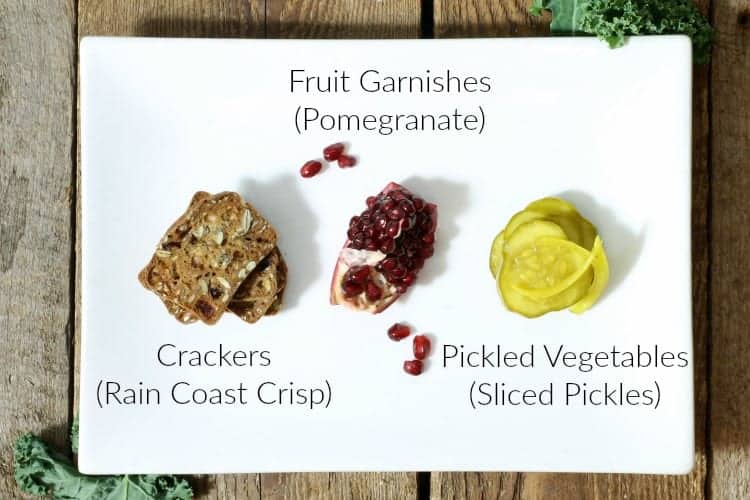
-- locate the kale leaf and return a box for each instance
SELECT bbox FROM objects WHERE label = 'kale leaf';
[530,0,712,63]
[530,0,588,33]
[14,426,193,500]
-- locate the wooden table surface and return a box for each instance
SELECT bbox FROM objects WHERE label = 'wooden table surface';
[1,0,748,498]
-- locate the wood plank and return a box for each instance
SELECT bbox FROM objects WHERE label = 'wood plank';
[266,0,421,38]
[260,1,421,498]
[261,472,418,500]
[79,0,265,38]
[709,0,750,498]
[432,1,710,498]
[435,0,548,37]
[77,2,265,499]
[0,0,76,497]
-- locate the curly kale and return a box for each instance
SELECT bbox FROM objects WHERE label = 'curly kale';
[530,0,712,63]
[14,424,193,500]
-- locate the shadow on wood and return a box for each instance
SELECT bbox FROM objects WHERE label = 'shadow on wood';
[267,22,420,38]
[136,18,264,38]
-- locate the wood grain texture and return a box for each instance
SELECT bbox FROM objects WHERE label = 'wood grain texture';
[432,1,711,499]
[710,0,750,498]
[0,0,76,497]
[267,0,421,38]
[435,0,548,37]
[260,472,417,500]
[79,0,265,38]
[76,1,419,499]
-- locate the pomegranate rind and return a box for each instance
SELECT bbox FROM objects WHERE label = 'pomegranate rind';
[330,182,438,313]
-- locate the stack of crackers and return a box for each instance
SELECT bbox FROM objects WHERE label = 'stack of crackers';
[139,191,287,325]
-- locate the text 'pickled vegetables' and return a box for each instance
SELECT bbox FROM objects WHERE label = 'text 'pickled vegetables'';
[490,197,609,318]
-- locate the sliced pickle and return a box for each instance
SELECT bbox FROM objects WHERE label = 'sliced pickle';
[526,197,598,251]
[525,197,578,215]
[503,209,546,240]
[510,237,593,299]
[489,230,505,277]
[490,196,609,318]
[547,214,583,247]
[578,217,598,251]
[503,220,567,258]
[498,257,594,318]
[569,236,609,314]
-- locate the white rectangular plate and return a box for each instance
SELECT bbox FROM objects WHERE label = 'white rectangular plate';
[80,36,693,474]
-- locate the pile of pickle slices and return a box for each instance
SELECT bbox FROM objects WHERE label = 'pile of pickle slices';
[489,197,610,318]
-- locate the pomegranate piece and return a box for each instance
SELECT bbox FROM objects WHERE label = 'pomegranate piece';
[330,182,438,313]
[323,142,345,161]
[403,359,423,376]
[300,160,322,178]
[413,335,430,360]
[337,154,357,168]
[387,323,411,341]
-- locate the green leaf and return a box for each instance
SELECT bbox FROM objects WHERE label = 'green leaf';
[528,0,713,63]
[529,0,545,16]
[528,0,590,33]
[71,419,79,454]
[14,429,193,500]
[102,476,193,500]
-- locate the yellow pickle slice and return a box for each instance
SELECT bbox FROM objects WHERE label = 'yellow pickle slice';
[509,237,593,299]
[569,236,609,314]
[489,196,610,318]
[489,230,505,277]
[503,220,567,257]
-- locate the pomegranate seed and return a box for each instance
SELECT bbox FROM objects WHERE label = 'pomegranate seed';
[413,198,425,210]
[400,200,415,214]
[300,160,322,178]
[379,239,396,254]
[396,284,409,294]
[342,282,363,297]
[365,282,383,301]
[391,267,406,279]
[402,272,416,286]
[413,335,431,360]
[352,235,365,248]
[348,266,370,283]
[385,221,400,238]
[365,239,378,251]
[375,214,388,229]
[380,257,397,271]
[323,142,345,161]
[389,207,405,220]
[422,233,435,244]
[338,154,357,168]
[419,246,434,258]
[403,359,423,376]
[387,323,411,341]
[383,200,396,211]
